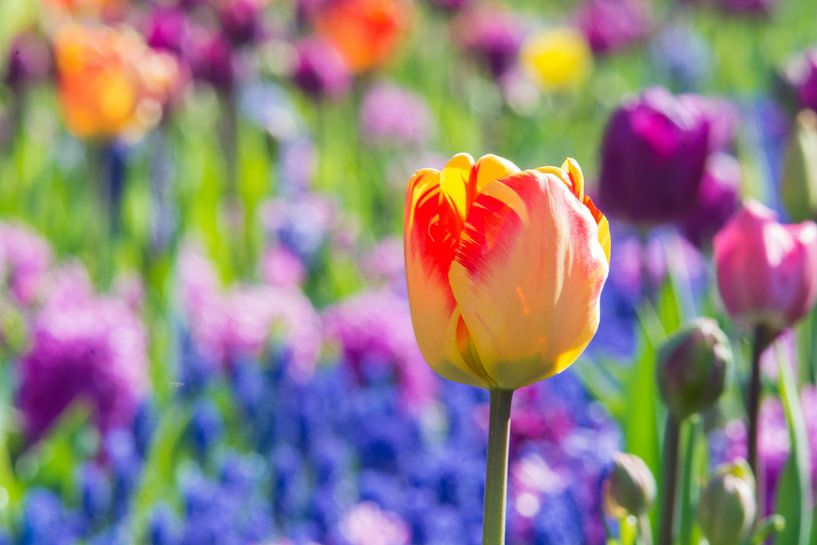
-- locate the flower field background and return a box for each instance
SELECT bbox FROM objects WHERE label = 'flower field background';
[1,0,817,544]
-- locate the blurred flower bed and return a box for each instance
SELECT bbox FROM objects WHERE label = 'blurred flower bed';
[0,0,817,544]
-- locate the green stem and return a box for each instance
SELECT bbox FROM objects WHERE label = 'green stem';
[638,514,654,545]
[747,326,768,514]
[482,389,514,545]
[658,414,681,545]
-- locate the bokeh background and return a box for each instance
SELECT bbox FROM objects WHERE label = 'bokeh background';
[1,0,817,544]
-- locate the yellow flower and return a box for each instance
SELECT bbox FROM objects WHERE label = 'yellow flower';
[403,153,610,390]
[521,27,592,92]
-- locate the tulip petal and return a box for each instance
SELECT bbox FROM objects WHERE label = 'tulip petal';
[404,167,491,388]
[473,154,521,193]
[449,170,609,389]
[440,153,474,222]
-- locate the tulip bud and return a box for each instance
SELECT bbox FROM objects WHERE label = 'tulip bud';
[603,453,656,518]
[698,460,757,545]
[781,110,817,222]
[656,318,732,420]
[575,0,651,55]
[681,152,741,250]
[291,38,351,101]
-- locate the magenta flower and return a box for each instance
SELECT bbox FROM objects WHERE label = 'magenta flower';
[598,87,711,225]
[682,152,741,250]
[715,201,817,334]
[453,7,524,80]
[780,49,817,114]
[18,278,149,442]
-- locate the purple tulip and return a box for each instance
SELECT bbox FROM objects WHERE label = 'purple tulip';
[779,49,817,114]
[598,87,711,224]
[575,0,651,55]
[720,0,775,14]
[454,7,524,80]
[190,31,235,91]
[219,0,264,47]
[5,31,52,90]
[17,280,149,443]
[682,153,741,250]
[290,38,351,101]
[359,83,432,147]
[146,7,188,55]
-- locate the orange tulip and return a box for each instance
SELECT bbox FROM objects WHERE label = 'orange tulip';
[43,0,124,20]
[404,154,610,390]
[314,0,413,73]
[54,24,179,139]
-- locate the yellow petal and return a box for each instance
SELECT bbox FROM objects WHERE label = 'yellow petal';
[449,170,609,390]
[473,154,521,193]
[439,153,474,222]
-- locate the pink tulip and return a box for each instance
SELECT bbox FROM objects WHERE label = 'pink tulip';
[714,200,817,334]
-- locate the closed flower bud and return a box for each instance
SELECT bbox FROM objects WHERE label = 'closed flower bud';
[781,110,817,222]
[698,460,757,545]
[715,201,817,334]
[603,452,656,518]
[656,318,731,420]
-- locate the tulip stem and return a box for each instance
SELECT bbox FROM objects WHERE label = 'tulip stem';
[658,414,681,545]
[638,514,654,545]
[482,389,514,545]
[747,326,769,514]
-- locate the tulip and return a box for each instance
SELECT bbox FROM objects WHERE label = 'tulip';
[520,27,592,92]
[314,0,413,73]
[575,0,650,55]
[781,110,817,222]
[715,200,817,334]
[681,152,741,250]
[219,0,266,47]
[290,38,351,101]
[404,153,610,391]
[5,31,53,91]
[404,153,609,545]
[698,461,757,545]
[604,453,656,519]
[452,7,524,80]
[598,87,710,225]
[656,318,732,421]
[778,49,817,114]
[54,24,180,139]
[715,200,817,483]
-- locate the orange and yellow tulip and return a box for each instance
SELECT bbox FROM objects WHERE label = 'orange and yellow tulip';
[404,154,610,390]
[54,24,179,140]
[315,0,413,73]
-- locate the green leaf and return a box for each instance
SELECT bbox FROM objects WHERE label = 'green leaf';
[774,345,812,545]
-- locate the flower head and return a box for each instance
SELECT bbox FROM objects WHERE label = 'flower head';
[404,153,610,390]
[715,200,817,335]
[453,7,523,80]
[598,87,710,225]
[291,38,352,101]
[0,223,52,306]
[575,0,650,55]
[359,83,432,147]
[54,24,179,139]
[521,27,592,92]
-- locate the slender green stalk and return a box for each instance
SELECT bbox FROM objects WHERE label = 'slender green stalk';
[638,514,654,545]
[482,389,514,545]
[747,326,768,513]
[658,414,681,545]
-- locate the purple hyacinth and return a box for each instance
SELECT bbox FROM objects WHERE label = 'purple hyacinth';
[575,0,651,55]
[17,275,149,443]
[291,38,351,101]
[0,222,52,306]
[359,83,433,148]
[454,7,524,80]
[323,289,438,412]
[681,152,741,250]
[598,87,711,225]
[178,243,321,381]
